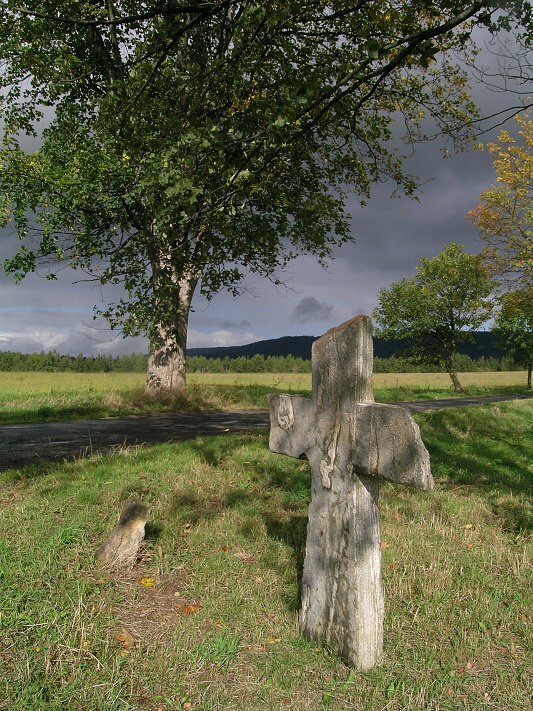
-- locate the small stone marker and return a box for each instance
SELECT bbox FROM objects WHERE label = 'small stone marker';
[96,498,150,570]
[268,315,433,671]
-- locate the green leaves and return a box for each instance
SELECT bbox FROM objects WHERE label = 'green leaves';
[373,244,498,387]
[3,246,36,282]
[366,40,382,61]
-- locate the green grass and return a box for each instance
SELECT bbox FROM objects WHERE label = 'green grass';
[0,400,531,710]
[0,370,530,424]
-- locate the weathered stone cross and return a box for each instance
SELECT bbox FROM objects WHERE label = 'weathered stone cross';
[268,315,433,671]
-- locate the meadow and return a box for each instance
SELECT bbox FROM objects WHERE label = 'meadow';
[0,394,531,710]
[0,370,529,424]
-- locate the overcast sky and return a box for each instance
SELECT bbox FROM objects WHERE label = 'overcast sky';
[0,34,529,356]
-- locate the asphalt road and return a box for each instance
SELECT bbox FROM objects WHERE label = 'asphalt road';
[1,393,531,470]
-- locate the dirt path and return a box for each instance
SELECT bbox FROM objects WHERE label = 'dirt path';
[1,394,531,470]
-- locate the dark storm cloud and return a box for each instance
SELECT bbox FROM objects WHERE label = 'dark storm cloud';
[336,125,504,282]
[220,319,251,329]
[291,297,335,323]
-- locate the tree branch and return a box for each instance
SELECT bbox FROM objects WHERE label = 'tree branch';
[13,1,237,26]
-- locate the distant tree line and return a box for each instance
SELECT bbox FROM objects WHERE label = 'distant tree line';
[0,349,523,374]
[187,353,521,374]
[0,350,147,373]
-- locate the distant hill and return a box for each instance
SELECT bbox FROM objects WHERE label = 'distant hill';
[188,332,506,361]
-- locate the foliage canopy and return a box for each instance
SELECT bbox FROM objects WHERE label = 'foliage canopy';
[372,243,497,392]
[467,111,533,291]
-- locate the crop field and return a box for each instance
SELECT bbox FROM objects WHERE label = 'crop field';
[188,370,528,390]
[0,370,530,424]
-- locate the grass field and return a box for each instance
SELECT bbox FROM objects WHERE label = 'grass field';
[0,370,530,424]
[0,399,531,710]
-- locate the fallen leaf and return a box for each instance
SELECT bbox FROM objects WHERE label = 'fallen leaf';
[221,545,229,553]
[116,628,135,649]
[176,603,202,615]
[380,540,390,550]
[139,577,155,587]
[267,637,281,644]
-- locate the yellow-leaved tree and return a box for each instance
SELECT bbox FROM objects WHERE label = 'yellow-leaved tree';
[467,111,533,290]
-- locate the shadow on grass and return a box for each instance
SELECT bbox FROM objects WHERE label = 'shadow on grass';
[263,512,308,610]
[420,410,532,494]
[166,434,310,610]
[418,405,532,532]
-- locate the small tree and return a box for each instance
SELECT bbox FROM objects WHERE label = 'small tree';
[467,111,533,290]
[493,288,533,388]
[373,243,497,392]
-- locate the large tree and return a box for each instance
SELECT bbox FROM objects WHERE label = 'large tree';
[467,111,533,290]
[0,1,525,393]
[372,243,497,392]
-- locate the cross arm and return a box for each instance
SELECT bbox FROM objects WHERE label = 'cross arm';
[351,403,434,490]
[267,393,316,460]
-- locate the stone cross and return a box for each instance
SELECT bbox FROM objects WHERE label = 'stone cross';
[268,315,433,671]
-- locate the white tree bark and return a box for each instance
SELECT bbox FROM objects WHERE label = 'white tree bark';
[145,244,198,394]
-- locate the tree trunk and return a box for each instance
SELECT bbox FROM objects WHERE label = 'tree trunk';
[527,361,532,390]
[145,266,198,395]
[447,350,463,393]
